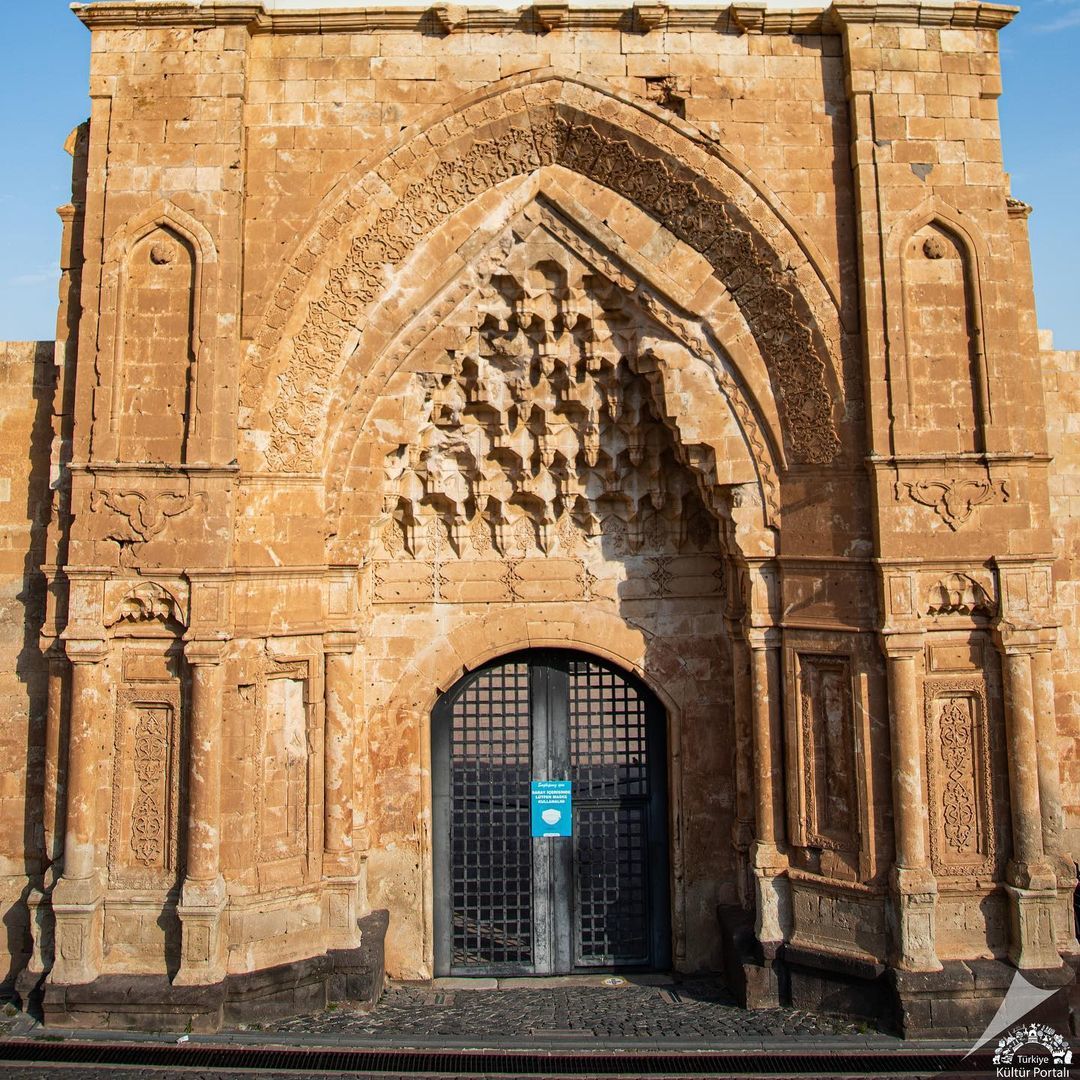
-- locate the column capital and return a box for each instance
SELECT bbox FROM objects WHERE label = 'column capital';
[878,630,923,660]
[61,636,108,665]
[993,622,1057,655]
[742,624,781,651]
[183,638,228,666]
[323,630,360,655]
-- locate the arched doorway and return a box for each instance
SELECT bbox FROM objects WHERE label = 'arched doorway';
[432,649,671,976]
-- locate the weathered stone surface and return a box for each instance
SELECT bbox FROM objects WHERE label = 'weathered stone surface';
[0,0,1073,1037]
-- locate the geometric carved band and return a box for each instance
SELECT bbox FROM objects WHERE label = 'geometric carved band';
[372,554,723,605]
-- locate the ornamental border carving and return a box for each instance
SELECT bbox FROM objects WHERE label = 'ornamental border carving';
[108,683,182,890]
[923,676,996,879]
[243,79,841,474]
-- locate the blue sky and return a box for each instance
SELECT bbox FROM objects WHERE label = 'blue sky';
[1,1,1077,347]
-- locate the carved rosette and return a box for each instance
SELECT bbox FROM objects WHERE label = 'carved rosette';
[923,678,996,878]
[256,107,839,473]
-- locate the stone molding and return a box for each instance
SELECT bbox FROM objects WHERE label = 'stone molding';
[73,1,1019,33]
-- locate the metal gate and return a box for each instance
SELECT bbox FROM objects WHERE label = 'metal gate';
[432,649,670,976]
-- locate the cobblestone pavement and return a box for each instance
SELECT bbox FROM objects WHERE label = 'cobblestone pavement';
[239,978,874,1044]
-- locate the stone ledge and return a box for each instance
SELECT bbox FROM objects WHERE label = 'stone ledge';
[71,0,1018,34]
[42,909,388,1033]
[782,942,887,982]
[891,957,1076,1039]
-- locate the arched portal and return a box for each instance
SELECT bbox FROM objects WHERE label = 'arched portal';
[431,648,670,976]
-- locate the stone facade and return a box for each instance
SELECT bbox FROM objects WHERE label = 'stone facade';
[0,0,1075,1035]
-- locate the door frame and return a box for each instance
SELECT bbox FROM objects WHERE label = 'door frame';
[431,647,672,977]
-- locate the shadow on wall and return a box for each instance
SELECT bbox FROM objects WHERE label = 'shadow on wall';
[0,340,60,994]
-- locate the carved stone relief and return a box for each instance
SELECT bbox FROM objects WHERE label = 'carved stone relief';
[371,233,728,601]
[91,488,208,567]
[926,572,995,618]
[254,661,311,867]
[923,678,996,878]
[109,682,182,889]
[105,581,187,629]
[254,107,839,472]
[895,478,1008,530]
[795,654,858,853]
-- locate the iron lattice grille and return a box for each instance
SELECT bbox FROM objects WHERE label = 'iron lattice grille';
[574,806,649,965]
[569,660,652,966]
[569,660,648,798]
[449,660,533,968]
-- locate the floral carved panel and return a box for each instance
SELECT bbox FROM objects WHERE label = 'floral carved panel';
[923,678,996,878]
[108,683,181,889]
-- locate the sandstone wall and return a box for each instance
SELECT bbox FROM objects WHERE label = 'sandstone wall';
[1041,334,1080,860]
[0,341,55,987]
[31,0,1069,1000]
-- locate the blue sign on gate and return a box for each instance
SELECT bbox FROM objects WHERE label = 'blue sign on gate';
[531,780,572,837]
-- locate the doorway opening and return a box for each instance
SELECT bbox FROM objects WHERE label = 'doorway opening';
[432,648,671,976]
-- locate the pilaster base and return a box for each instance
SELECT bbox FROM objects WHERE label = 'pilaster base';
[892,958,1074,1038]
[174,875,227,987]
[1006,883,1064,970]
[16,883,52,1006]
[751,842,789,946]
[323,856,364,950]
[49,875,104,986]
[890,866,941,972]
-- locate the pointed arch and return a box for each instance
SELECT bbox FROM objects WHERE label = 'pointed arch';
[322,171,784,554]
[382,603,697,977]
[886,197,993,444]
[94,201,218,463]
[238,72,846,477]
